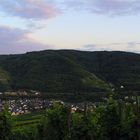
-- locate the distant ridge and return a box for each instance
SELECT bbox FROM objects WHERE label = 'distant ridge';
[0,50,140,92]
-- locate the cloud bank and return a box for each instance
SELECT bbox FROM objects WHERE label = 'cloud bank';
[1,0,140,19]
[61,0,140,16]
[0,26,51,54]
[0,0,59,20]
[83,42,140,53]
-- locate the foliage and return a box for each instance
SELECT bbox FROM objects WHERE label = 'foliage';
[0,96,139,140]
[38,103,70,140]
[0,105,13,140]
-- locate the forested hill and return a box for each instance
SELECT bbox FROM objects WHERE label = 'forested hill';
[0,50,140,92]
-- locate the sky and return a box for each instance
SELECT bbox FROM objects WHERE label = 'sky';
[0,0,140,54]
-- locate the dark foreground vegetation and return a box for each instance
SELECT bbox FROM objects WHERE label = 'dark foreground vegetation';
[0,95,140,140]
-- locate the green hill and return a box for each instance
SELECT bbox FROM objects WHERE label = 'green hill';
[0,50,140,92]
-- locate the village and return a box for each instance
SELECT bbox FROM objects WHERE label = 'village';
[0,90,139,116]
[0,97,94,116]
[0,90,88,115]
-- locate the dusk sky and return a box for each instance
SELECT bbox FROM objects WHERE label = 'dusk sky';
[0,0,140,54]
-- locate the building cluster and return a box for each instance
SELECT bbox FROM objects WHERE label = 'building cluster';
[0,97,96,116]
[0,98,52,115]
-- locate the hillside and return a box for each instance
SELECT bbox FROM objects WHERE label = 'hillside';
[0,50,140,92]
[0,67,11,91]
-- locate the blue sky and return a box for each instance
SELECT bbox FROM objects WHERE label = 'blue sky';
[0,0,140,54]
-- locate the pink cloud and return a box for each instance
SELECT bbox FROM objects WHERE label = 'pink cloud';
[1,0,140,19]
[0,25,52,54]
[0,0,60,20]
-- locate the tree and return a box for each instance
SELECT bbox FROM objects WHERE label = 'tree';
[70,112,89,140]
[38,103,70,140]
[0,105,13,140]
[99,96,121,140]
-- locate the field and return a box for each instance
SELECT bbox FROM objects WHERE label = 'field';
[12,110,46,131]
